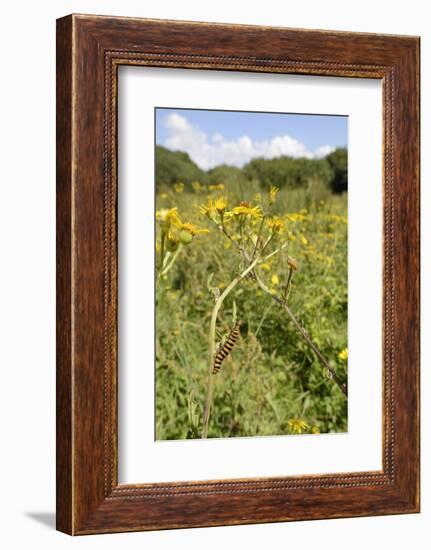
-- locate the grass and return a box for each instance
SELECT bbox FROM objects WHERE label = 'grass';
[155,179,348,440]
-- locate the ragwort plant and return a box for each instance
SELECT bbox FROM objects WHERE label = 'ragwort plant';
[155,184,348,440]
[196,187,347,438]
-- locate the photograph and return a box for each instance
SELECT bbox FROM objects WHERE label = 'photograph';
[155,107,349,440]
[0,1,423,544]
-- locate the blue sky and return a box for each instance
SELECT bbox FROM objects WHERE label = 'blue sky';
[156,107,347,170]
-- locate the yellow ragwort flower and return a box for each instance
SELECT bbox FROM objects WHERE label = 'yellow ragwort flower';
[310,425,320,434]
[214,196,228,214]
[271,274,280,286]
[288,419,309,435]
[269,185,279,205]
[174,182,184,193]
[231,202,262,218]
[268,217,284,234]
[338,348,348,362]
[156,208,181,231]
[199,197,217,219]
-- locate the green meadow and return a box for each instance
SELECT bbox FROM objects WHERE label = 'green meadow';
[155,146,348,440]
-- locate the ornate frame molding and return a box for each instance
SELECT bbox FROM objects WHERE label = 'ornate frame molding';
[57,15,419,534]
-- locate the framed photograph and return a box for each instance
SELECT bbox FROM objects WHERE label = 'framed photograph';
[56,14,420,535]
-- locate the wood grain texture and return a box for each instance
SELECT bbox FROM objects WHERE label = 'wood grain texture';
[56,15,73,535]
[56,14,420,535]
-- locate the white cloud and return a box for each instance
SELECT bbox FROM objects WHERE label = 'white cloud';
[161,113,336,170]
[314,144,336,158]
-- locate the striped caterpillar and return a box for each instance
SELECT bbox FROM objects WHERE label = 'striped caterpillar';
[212,323,241,375]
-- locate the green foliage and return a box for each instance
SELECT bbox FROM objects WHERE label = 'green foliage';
[326,147,348,193]
[156,145,347,196]
[206,164,246,188]
[242,156,332,190]
[155,145,207,189]
[155,180,348,440]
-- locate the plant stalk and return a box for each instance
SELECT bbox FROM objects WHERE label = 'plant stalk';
[253,270,347,396]
[160,245,182,277]
[202,256,260,438]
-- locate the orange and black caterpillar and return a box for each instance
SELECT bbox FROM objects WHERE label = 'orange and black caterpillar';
[212,323,241,375]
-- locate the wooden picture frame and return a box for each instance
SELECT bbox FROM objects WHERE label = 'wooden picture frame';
[56,14,420,535]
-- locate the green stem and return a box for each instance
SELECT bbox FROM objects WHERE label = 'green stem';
[259,241,289,263]
[259,234,273,255]
[202,256,261,438]
[208,216,240,251]
[252,215,266,259]
[283,268,293,300]
[159,232,166,272]
[160,245,182,277]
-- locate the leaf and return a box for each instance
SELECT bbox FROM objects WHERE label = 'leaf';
[187,390,200,430]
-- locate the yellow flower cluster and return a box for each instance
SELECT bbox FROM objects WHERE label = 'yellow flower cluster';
[156,207,181,230]
[208,183,225,192]
[214,197,228,214]
[231,202,262,218]
[200,198,263,221]
[287,419,320,435]
[267,216,284,234]
[199,196,228,218]
[269,185,279,205]
[288,419,309,435]
[338,348,348,362]
[156,207,208,248]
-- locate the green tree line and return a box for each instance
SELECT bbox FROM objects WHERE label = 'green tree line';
[156,145,347,194]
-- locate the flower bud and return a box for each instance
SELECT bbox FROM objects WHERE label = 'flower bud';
[177,228,194,245]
